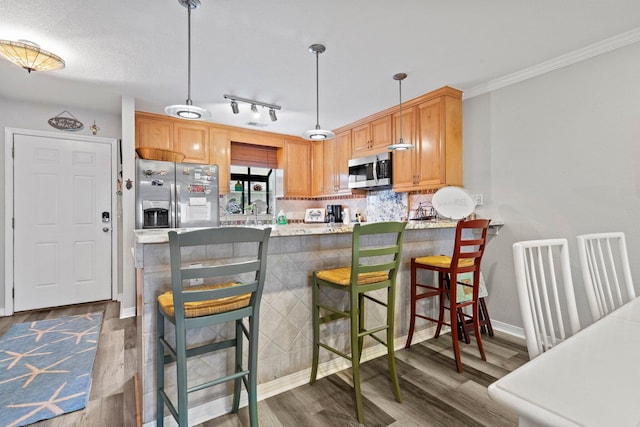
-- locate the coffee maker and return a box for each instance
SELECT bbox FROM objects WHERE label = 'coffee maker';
[326,204,343,223]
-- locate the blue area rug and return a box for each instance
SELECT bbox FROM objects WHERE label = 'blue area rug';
[0,312,103,427]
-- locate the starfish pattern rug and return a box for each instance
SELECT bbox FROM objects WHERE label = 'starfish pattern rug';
[0,312,103,427]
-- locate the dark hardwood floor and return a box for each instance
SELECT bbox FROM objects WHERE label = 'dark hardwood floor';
[0,301,527,426]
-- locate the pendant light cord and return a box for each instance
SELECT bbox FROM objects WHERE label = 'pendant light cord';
[315,50,320,129]
[398,78,403,141]
[186,4,192,105]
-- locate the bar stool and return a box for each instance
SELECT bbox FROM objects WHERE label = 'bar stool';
[156,227,271,427]
[405,219,491,372]
[310,221,407,423]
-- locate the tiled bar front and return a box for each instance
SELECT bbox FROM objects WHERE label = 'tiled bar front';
[134,223,466,425]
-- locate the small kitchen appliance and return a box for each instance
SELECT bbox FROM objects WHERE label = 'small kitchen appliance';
[326,204,343,223]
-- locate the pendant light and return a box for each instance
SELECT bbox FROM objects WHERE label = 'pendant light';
[165,0,210,121]
[387,73,414,151]
[302,44,335,140]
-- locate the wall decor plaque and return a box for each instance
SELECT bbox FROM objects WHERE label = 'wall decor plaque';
[48,110,84,131]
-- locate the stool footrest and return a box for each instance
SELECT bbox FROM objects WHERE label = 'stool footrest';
[319,342,352,361]
[187,369,249,394]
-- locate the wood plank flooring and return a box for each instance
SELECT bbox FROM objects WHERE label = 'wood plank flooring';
[0,301,528,426]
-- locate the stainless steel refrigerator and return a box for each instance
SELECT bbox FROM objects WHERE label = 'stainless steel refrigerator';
[135,159,219,229]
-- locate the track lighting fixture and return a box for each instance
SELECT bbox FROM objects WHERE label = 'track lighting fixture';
[223,95,281,123]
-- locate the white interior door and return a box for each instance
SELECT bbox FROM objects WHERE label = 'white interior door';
[13,133,112,311]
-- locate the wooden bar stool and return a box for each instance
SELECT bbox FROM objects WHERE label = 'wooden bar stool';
[310,221,407,424]
[156,227,271,427]
[405,219,491,372]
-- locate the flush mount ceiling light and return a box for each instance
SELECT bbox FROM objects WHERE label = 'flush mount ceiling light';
[387,72,414,151]
[164,0,210,121]
[0,39,65,73]
[302,44,335,141]
[223,94,281,122]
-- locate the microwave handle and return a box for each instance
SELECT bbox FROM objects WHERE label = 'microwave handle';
[373,156,378,183]
[170,183,177,228]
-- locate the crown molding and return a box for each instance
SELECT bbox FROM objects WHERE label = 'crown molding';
[464,26,640,99]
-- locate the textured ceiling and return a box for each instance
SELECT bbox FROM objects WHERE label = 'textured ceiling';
[1,0,640,137]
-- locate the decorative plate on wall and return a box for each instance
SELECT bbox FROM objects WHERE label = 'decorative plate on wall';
[432,186,475,220]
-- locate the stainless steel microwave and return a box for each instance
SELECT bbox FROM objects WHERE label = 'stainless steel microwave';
[348,152,392,190]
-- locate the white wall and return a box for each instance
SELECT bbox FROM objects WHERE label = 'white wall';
[0,96,122,311]
[463,41,640,328]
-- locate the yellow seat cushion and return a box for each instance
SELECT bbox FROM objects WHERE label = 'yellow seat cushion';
[315,267,389,286]
[158,282,250,318]
[414,255,474,269]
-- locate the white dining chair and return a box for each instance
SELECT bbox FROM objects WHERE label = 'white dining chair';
[576,232,636,322]
[512,239,581,359]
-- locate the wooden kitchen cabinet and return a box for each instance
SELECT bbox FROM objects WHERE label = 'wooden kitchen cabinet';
[135,115,172,151]
[324,130,352,195]
[351,115,392,156]
[392,89,462,191]
[282,139,311,197]
[173,122,209,164]
[209,127,230,195]
[311,140,324,196]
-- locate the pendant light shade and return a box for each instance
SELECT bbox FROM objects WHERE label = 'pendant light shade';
[302,44,335,141]
[165,0,210,121]
[387,73,414,151]
[0,39,65,73]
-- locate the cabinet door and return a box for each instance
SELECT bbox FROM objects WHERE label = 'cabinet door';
[283,139,311,197]
[322,139,335,195]
[391,107,417,191]
[335,130,352,194]
[415,97,444,187]
[311,140,324,196]
[369,115,392,153]
[174,123,209,164]
[135,116,172,150]
[209,127,230,195]
[351,123,370,155]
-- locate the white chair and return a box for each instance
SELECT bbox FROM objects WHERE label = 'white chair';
[512,239,581,359]
[576,232,635,322]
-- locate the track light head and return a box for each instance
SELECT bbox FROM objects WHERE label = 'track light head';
[269,109,277,122]
[230,100,239,114]
[251,104,260,119]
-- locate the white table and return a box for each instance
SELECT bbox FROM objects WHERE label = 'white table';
[488,297,640,427]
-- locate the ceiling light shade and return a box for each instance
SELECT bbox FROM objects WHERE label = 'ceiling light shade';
[164,0,210,121]
[269,108,277,122]
[387,72,414,151]
[0,39,65,73]
[230,100,239,114]
[302,44,335,141]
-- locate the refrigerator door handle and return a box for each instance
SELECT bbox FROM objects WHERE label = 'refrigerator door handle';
[175,184,181,228]
[170,183,177,228]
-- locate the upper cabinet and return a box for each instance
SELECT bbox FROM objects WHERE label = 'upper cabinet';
[173,122,209,164]
[281,139,311,197]
[391,87,462,192]
[135,115,172,151]
[351,115,392,156]
[324,130,352,196]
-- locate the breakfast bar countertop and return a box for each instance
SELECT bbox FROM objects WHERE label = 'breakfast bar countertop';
[134,219,503,244]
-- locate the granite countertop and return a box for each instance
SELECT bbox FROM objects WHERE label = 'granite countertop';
[134,219,504,244]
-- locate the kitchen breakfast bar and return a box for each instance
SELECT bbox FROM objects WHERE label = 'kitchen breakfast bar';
[133,221,502,425]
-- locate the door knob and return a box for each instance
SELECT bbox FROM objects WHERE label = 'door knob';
[102,227,110,232]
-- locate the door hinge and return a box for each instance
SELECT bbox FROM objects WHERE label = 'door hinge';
[12,288,14,298]
[12,218,14,228]
[12,146,14,158]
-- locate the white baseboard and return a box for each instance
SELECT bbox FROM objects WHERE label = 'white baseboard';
[120,306,136,319]
[491,319,525,339]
